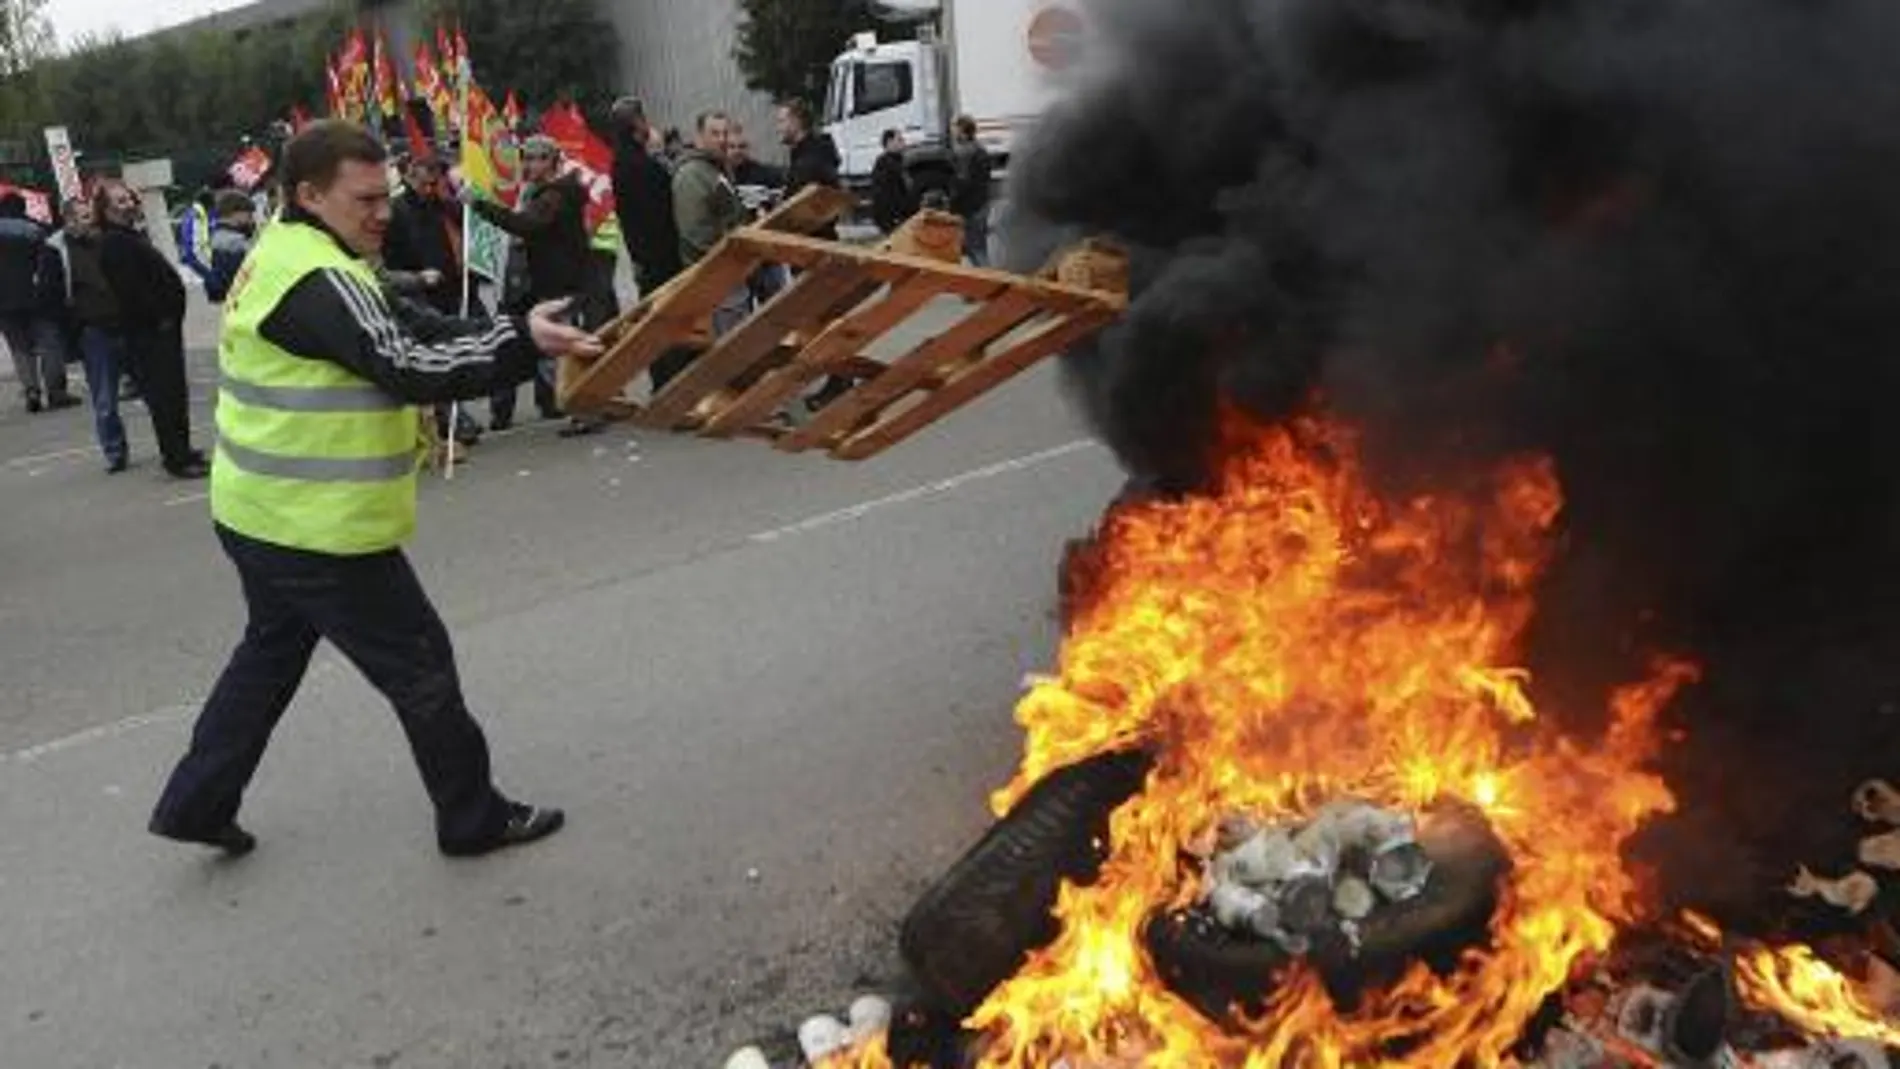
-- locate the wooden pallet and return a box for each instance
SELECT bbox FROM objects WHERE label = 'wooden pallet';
[558,187,1127,461]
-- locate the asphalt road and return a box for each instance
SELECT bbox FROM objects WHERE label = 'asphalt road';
[0,295,1126,1067]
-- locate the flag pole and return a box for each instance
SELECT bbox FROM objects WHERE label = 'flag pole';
[446,43,473,482]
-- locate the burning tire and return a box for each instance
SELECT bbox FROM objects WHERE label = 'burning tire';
[1146,802,1512,1021]
[899,747,1156,1018]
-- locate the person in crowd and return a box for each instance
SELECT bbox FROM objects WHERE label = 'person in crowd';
[872,128,917,235]
[951,115,995,266]
[471,135,601,437]
[727,123,784,217]
[177,188,215,288]
[54,195,132,471]
[205,189,259,304]
[96,180,210,479]
[777,98,850,407]
[657,110,747,390]
[0,192,76,412]
[662,127,685,166]
[385,155,483,449]
[148,120,599,861]
[609,97,682,300]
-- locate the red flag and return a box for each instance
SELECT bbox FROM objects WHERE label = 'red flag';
[540,102,617,232]
[374,32,403,118]
[502,89,522,131]
[338,29,371,119]
[324,58,344,117]
[403,107,434,161]
[228,147,273,191]
[413,41,452,127]
[435,24,453,69]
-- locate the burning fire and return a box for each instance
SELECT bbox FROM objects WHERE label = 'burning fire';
[830,413,1894,1068]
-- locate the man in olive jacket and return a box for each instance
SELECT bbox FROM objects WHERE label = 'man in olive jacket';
[655,111,748,388]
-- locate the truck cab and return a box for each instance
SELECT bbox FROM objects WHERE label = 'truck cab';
[825,36,944,188]
[823,2,1091,194]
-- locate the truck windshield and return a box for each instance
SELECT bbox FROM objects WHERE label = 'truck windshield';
[853,61,914,116]
[825,62,850,125]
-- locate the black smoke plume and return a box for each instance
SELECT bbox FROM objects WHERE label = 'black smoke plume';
[1009,0,1900,926]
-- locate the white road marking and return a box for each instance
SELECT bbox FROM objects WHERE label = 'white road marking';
[749,439,1102,544]
[164,491,210,508]
[1,441,1107,766]
[0,707,194,765]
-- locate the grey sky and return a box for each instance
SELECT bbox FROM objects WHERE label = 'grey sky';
[45,0,249,46]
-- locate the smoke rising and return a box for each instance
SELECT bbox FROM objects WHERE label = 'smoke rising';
[1010,0,1900,921]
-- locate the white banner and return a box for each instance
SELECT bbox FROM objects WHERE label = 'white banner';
[43,126,82,204]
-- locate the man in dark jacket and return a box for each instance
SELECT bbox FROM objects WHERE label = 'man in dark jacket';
[951,115,995,267]
[96,181,210,479]
[59,196,131,471]
[0,192,75,412]
[776,98,841,240]
[387,156,483,446]
[472,136,597,434]
[871,128,916,234]
[608,97,682,296]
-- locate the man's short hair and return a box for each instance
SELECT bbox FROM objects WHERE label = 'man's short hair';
[882,128,902,148]
[282,120,388,193]
[408,155,449,176]
[695,110,730,133]
[781,98,815,132]
[214,190,255,217]
[955,115,978,139]
[610,97,647,126]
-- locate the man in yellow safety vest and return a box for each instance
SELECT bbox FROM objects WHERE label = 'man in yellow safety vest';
[149,121,602,859]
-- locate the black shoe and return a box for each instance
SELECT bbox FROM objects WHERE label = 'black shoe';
[24,391,42,413]
[557,417,604,439]
[46,394,81,411]
[106,456,128,475]
[442,803,566,858]
[164,459,210,480]
[151,820,258,857]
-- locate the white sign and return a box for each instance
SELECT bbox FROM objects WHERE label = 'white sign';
[43,126,82,204]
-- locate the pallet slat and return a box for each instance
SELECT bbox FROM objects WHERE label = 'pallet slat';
[558,208,1127,460]
[640,259,866,428]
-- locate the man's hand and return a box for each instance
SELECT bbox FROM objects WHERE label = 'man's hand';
[528,299,604,361]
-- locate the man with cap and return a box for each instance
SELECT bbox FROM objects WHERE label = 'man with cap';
[148,120,600,859]
[471,134,601,436]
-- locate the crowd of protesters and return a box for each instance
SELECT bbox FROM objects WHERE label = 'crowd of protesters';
[1,96,997,475]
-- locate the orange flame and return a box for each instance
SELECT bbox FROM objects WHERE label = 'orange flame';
[1736,945,1900,1048]
[838,414,1694,1068]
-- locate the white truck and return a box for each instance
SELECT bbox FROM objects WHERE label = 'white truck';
[821,0,1090,196]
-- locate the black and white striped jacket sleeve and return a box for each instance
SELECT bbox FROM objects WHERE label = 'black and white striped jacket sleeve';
[257,266,545,404]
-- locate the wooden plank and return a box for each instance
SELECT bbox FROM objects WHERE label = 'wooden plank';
[833,308,1116,461]
[727,231,1105,306]
[775,286,1033,453]
[883,210,964,263]
[703,272,943,437]
[755,185,856,236]
[563,241,761,410]
[639,259,867,428]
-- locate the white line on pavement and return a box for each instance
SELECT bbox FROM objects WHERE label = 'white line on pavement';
[2,441,1106,767]
[164,491,210,508]
[0,707,194,765]
[748,439,1102,544]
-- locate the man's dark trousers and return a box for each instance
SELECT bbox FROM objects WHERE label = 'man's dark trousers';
[122,321,194,468]
[152,526,513,851]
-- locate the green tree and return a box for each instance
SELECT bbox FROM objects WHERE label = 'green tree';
[421,0,618,116]
[0,0,51,77]
[733,0,874,108]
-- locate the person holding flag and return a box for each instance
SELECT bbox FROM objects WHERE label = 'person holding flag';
[148,120,600,860]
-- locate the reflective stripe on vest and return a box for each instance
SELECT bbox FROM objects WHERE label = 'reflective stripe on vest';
[211,221,421,555]
[220,374,404,414]
[218,439,418,483]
